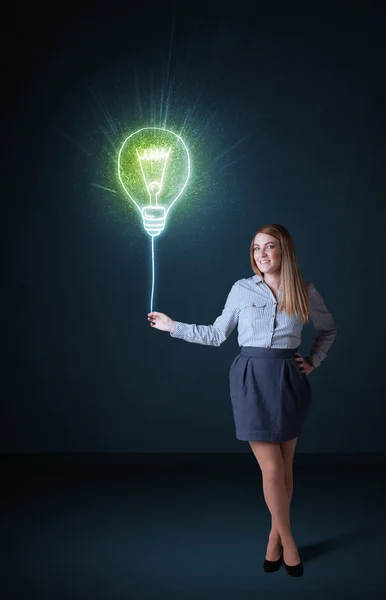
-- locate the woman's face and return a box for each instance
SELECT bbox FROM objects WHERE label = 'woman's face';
[253,233,282,275]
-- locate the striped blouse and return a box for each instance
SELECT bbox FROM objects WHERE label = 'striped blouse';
[170,274,337,369]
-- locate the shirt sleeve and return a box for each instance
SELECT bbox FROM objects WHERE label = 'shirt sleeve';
[169,283,240,347]
[305,283,337,368]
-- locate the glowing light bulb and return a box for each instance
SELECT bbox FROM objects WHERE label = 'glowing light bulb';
[118,127,190,237]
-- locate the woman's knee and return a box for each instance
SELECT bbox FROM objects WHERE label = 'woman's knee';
[249,441,285,478]
[262,462,285,481]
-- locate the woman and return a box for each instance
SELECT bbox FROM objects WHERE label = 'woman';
[147,223,337,577]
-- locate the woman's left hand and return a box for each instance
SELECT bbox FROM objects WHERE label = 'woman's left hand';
[295,352,315,375]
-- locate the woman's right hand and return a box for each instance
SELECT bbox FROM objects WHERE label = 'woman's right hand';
[147,312,175,333]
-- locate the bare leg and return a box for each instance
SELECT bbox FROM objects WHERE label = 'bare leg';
[249,440,301,566]
[270,437,297,545]
[267,471,292,551]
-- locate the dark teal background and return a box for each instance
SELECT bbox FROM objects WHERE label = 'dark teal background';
[3,1,385,454]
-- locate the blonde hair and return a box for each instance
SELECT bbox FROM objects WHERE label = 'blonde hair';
[249,224,310,324]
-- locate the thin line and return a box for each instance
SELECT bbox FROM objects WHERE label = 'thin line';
[150,236,155,313]
[133,66,143,121]
[91,183,118,194]
[160,147,172,191]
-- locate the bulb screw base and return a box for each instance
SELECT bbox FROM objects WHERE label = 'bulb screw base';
[142,206,166,237]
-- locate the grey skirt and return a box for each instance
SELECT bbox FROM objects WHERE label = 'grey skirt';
[229,347,312,442]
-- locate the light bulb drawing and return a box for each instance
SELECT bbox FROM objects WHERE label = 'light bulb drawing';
[118,127,190,312]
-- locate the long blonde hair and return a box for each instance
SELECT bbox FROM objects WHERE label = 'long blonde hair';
[249,224,310,324]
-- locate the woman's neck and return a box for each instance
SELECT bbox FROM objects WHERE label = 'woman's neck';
[262,274,281,290]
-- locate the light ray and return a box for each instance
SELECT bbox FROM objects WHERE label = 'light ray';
[91,183,118,194]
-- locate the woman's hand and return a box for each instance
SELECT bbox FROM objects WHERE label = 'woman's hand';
[147,312,175,333]
[295,352,315,375]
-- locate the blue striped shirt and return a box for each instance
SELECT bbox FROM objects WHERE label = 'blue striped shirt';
[170,274,337,368]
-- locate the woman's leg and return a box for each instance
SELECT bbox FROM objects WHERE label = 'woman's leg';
[249,439,301,566]
[270,437,298,544]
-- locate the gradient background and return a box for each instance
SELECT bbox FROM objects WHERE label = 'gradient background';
[3,0,386,456]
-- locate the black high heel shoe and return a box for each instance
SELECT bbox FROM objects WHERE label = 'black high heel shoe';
[263,545,283,573]
[284,559,304,577]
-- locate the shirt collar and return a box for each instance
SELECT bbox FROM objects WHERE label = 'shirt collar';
[252,274,281,292]
[252,274,263,283]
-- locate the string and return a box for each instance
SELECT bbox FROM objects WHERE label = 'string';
[150,235,155,313]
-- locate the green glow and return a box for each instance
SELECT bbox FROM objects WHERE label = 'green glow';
[118,127,190,236]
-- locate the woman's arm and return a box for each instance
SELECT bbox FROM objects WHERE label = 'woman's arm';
[305,283,337,368]
[170,283,240,347]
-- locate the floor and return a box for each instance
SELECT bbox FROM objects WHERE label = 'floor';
[1,456,385,599]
